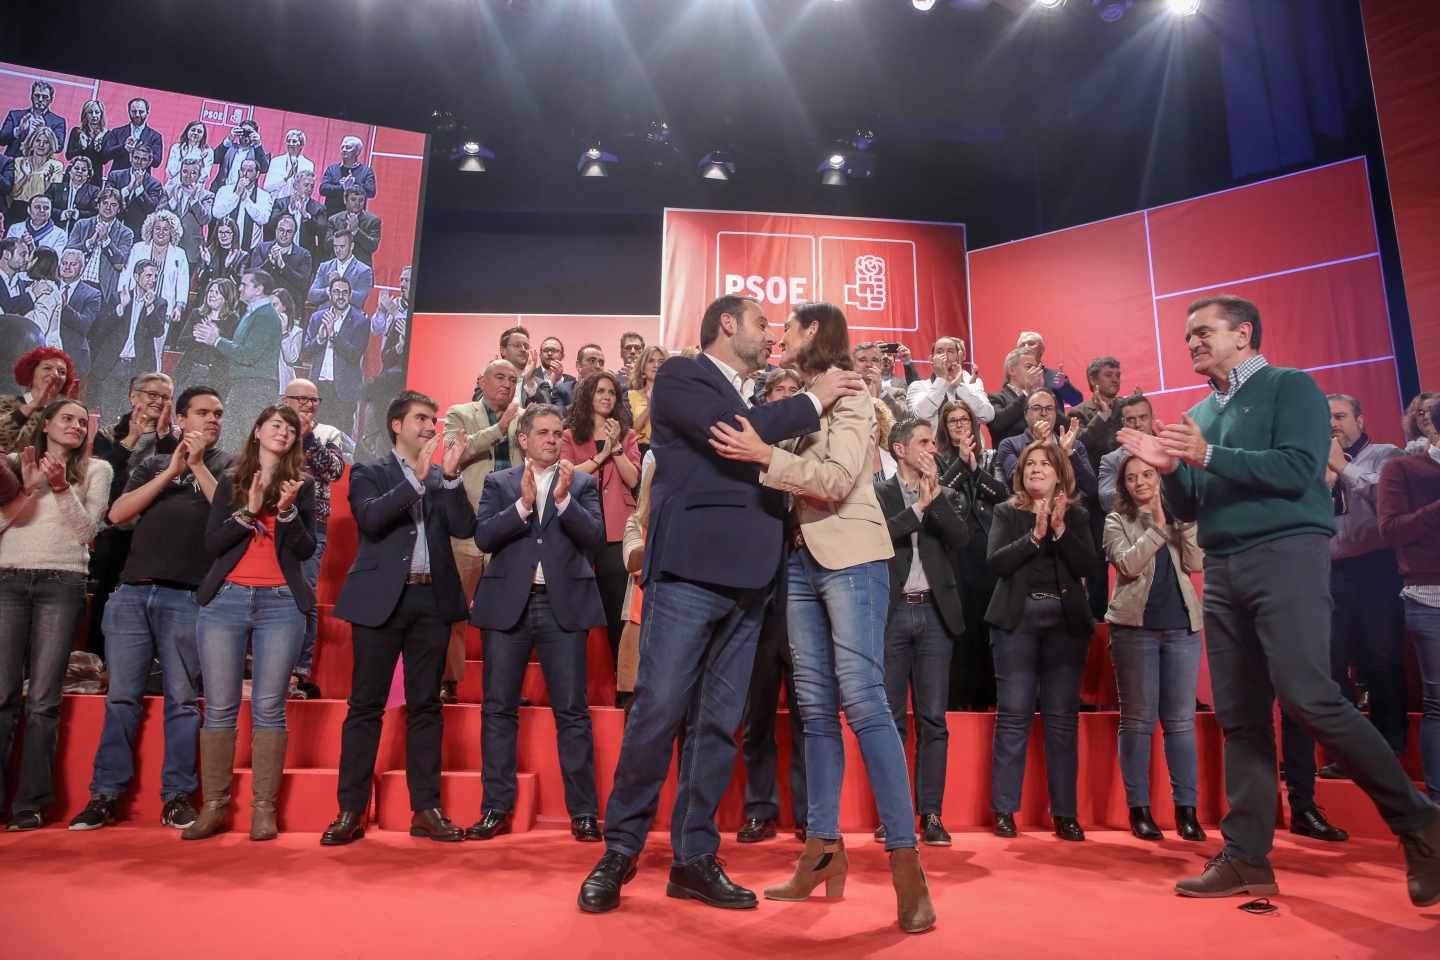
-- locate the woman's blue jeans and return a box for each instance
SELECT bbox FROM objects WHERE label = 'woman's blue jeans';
[1109,625,1202,807]
[197,583,304,731]
[786,548,917,849]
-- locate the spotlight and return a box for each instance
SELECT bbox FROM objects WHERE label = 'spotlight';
[578,143,617,177]
[1165,0,1200,14]
[1035,0,1066,8]
[1092,0,1133,21]
[819,151,848,187]
[452,140,493,173]
[912,0,937,10]
[698,150,735,181]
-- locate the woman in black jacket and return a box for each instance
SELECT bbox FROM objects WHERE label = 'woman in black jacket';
[986,439,1097,841]
[184,404,315,842]
[937,397,1009,710]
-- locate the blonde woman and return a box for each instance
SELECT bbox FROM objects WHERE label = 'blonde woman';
[66,100,108,186]
[626,345,666,451]
[9,126,64,222]
[122,210,190,362]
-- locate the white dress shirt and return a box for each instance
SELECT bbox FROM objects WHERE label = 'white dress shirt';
[513,460,571,584]
[263,153,314,199]
[906,372,993,429]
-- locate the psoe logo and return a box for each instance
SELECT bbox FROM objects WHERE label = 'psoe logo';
[844,254,887,312]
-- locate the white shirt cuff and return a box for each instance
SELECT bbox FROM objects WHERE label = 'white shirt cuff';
[514,497,532,521]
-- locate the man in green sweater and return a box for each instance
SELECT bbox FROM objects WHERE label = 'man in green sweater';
[1120,294,1439,907]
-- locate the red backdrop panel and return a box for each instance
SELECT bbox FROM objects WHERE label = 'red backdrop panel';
[0,60,426,313]
[661,209,968,362]
[967,158,1404,445]
[1362,0,1440,388]
[407,313,659,415]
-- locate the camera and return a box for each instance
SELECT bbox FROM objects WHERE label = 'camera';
[879,342,901,354]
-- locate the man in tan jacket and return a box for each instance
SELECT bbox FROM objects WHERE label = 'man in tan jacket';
[439,359,520,700]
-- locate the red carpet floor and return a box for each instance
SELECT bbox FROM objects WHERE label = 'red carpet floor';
[3,826,1435,958]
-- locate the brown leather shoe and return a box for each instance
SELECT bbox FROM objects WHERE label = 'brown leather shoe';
[1175,851,1279,898]
[320,810,365,846]
[410,808,464,842]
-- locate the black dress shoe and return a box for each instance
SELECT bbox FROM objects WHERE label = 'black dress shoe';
[666,854,758,909]
[320,810,365,846]
[1174,805,1207,842]
[993,812,1017,838]
[1053,816,1085,842]
[439,681,458,705]
[1129,806,1163,841]
[579,851,637,913]
[1290,806,1349,842]
[921,813,952,846]
[411,808,465,842]
[572,816,602,842]
[465,809,513,841]
[1317,762,1350,781]
[736,817,777,843]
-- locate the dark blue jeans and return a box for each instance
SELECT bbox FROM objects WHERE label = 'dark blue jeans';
[294,521,329,679]
[603,576,767,865]
[741,598,807,825]
[787,550,917,849]
[883,598,953,816]
[1407,597,1440,803]
[990,596,1088,817]
[197,583,304,731]
[482,592,597,817]
[89,584,203,802]
[0,569,87,814]
[1108,625,1201,808]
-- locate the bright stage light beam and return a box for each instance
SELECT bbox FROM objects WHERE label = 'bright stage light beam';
[913,0,937,11]
[1166,0,1200,14]
[1035,0,1067,9]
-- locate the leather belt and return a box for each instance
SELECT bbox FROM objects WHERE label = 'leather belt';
[405,573,433,585]
[902,591,932,605]
[530,583,548,594]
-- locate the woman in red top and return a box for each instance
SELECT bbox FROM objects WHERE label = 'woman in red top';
[562,371,641,674]
[185,405,315,841]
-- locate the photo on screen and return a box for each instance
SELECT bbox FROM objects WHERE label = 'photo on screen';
[0,60,428,460]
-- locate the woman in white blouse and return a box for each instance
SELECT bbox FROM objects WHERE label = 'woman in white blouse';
[0,399,113,832]
[262,129,314,202]
[121,210,191,368]
[166,121,214,183]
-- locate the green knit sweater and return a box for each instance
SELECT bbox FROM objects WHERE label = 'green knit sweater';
[1162,364,1335,556]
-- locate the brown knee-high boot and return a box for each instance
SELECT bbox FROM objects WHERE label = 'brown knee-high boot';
[249,730,288,841]
[182,729,237,840]
[890,846,936,933]
[763,836,848,901]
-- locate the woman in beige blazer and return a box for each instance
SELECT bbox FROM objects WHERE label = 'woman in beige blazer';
[710,302,934,935]
[1103,453,1206,844]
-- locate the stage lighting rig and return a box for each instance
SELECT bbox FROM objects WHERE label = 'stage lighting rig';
[698,150,735,181]
[578,143,618,177]
[454,140,493,174]
[1166,0,1200,14]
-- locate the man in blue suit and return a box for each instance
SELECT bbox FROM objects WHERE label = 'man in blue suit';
[306,230,373,308]
[0,82,66,160]
[578,294,865,914]
[301,275,369,434]
[54,248,101,379]
[98,99,163,176]
[465,404,607,844]
[322,390,475,846]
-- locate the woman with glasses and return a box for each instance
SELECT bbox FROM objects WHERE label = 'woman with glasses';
[0,399,111,830]
[184,405,314,841]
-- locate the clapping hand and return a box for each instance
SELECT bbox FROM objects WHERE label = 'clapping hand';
[1050,491,1069,538]
[246,471,266,513]
[1031,499,1050,543]
[1157,415,1209,469]
[39,453,67,491]
[276,478,304,513]
[166,439,191,479]
[194,320,219,346]
[520,461,538,510]
[1117,425,1178,475]
[917,456,939,510]
[183,430,206,466]
[553,459,575,502]
[442,430,468,479]
[603,418,622,446]
[19,447,44,494]
[1057,416,1080,455]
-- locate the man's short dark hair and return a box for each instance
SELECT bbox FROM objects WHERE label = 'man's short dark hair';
[518,403,563,438]
[764,368,803,398]
[887,417,930,456]
[331,229,354,245]
[1327,393,1362,417]
[1118,393,1152,416]
[343,186,367,198]
[386,389,437,443]
[96,186,121,205]
[1026,388,1058,409]
[31,81,54,97]
[1187,294,1262,349]
[620,331,645,347]
[272,212,298,232]
[176,385,221,415]
[245,269,276,294]
[500,325,530,350]
[128,97,149,111]
[1086,356,1119,390]
[576,343,603,363]
[0,237,19,258]
[699,295,757,349]
[133,257,160,277]
[327,275,352,292]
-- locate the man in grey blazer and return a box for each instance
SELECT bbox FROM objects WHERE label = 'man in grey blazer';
[67,189,135,303]
[161,158,214,265]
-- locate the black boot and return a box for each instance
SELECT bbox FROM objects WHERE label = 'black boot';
[1128,806,1163,841]
[1174,805,1207,842]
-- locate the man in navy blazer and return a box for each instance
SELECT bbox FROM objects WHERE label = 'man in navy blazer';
[54,248,102,378]
[98,99,163,175]
[323,390,475,846]
[105,146,164,236]
[465,404,606,843]
[0,82,66,160]
[301,275,370,433]
[578,294,866,914]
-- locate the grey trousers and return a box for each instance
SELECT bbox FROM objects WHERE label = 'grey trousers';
[1203,533,1436,865]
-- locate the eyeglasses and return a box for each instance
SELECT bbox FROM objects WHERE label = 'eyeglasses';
[136,389,171,403]
[283,395,322,408]
[1028,405,1057,415]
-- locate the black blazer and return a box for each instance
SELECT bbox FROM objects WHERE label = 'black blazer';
[333,455,477,628]
[198,474,317,612]
[875,475,970,635]
[471,464,607,632]
[47,181,99,226]
[984,500,1096,636]
[89,295,167,381]
[986,387,1029,447]
[56,281,102,377]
